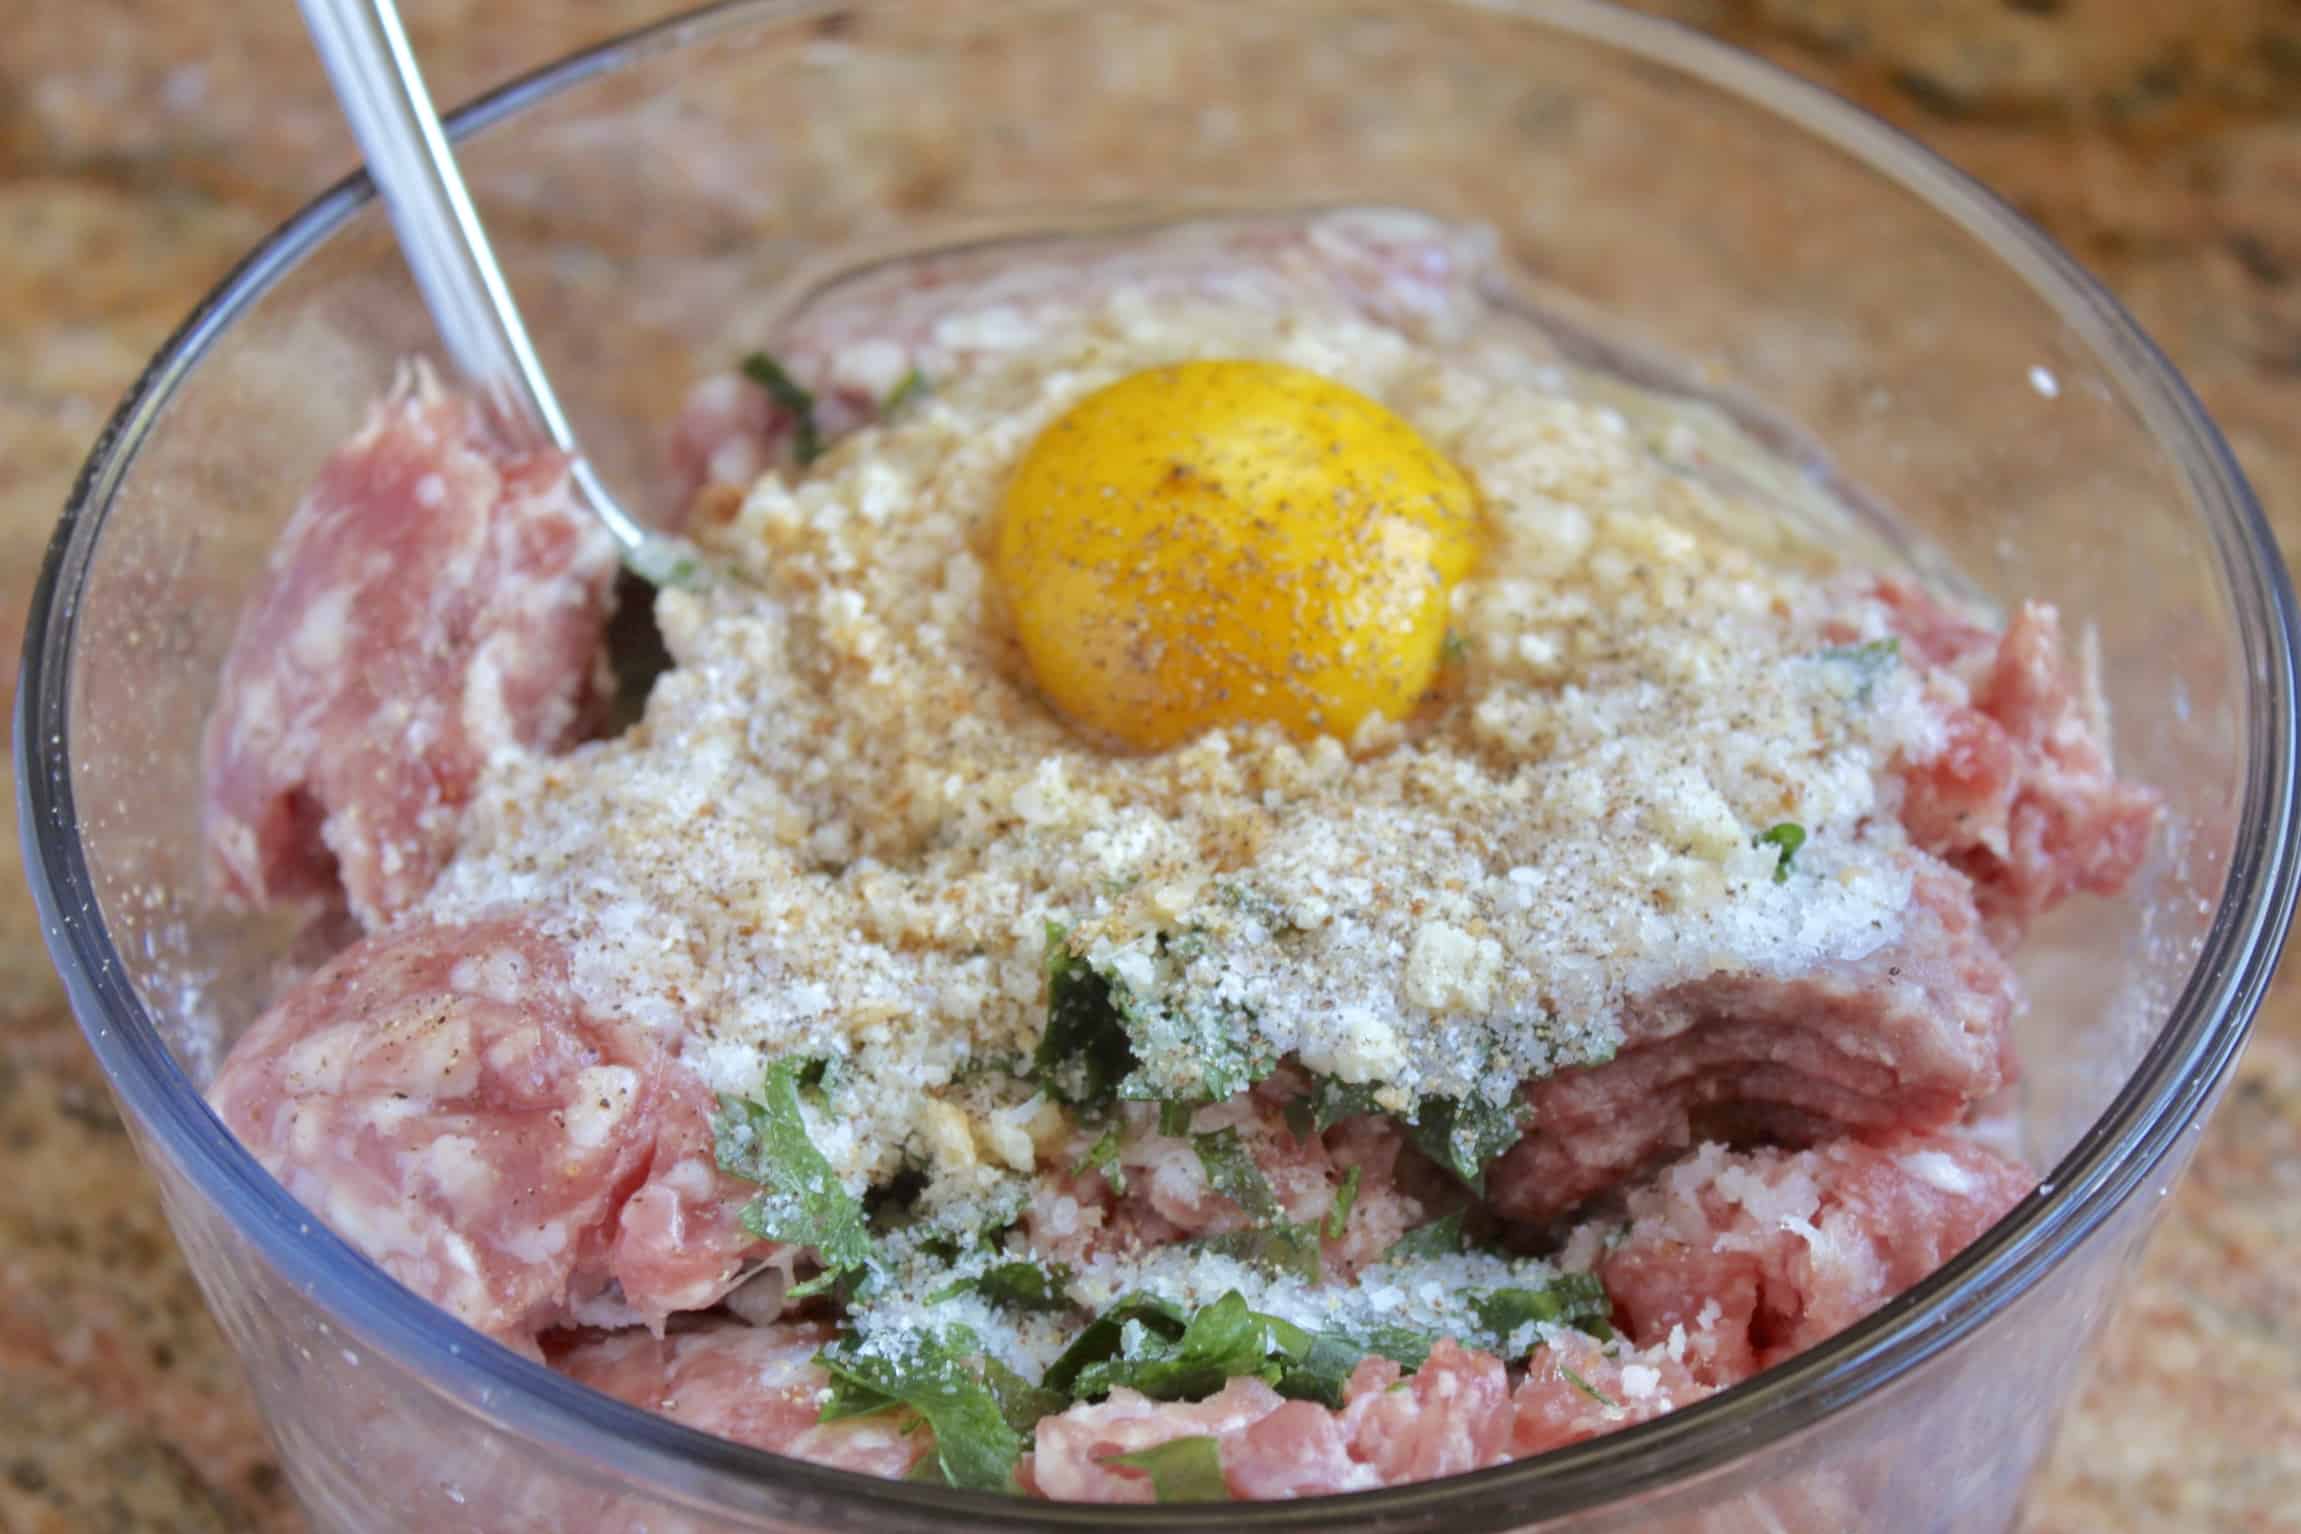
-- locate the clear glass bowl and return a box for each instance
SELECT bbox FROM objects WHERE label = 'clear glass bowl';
[15,2,2299,1530]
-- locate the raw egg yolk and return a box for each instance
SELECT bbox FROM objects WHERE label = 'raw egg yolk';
[995,360,1480,752]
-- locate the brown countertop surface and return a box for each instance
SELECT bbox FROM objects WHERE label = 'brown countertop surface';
[3,3,2298,1530]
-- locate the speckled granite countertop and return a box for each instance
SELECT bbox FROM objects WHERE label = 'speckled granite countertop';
[3,2,2297,1530]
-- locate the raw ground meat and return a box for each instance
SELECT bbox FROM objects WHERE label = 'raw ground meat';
[1024,1330,1701,1500]
[201,363,620,929]
[1019,1076,1431,1279]
[209,916,766,1350]
[1596,1133,2033,1387]
[1024,1131,2017,1502]
[670,208,1495,504]
[1873,579,2160,943]
[1488,855,2015,1225]
[1485,585,2154,1226]
[552,1322,927,1478]
[199,207,2146,1503]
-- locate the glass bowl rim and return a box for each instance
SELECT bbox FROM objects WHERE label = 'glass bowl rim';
[15,0,2300,1524]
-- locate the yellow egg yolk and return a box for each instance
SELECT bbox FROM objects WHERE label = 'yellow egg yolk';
[994,360,1480,753]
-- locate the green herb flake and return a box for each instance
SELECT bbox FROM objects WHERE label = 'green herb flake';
[1192,1128,1282,1223]
[712,1061,873,1279]
[1389,1211,1468,1261]
[927,1259,1074,1314]
[1407,1092,1531,1194]
[882,366,933,417]
[1072,1125,1128,1195]
[1036,924,1139,1110]
[1189,1129,1323,1278]
[812,1329,1022,1491]
[1099,1436,1231,1502]
[1306,1076,1388,1131]
[1441,630,1470,663]
[1468,1271,1614,1345]
[1323,1166,1361,1240]
[1559,1364,1619,1410]
[1159,1100,1197,1137]
[1042,1293,1191,1397]
[1755,822,1807,882]
[1816,636,1900,701]
[741,350,824,466]
[1303,1076,1526,1193]
[1071,1291,1295,1402]
[980,1356,1068,1436]
[1189,1223,1324,1282]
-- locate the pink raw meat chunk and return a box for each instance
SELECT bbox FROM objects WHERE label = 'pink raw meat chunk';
[1489,856,2016,1225]
[1506,1331,1711,1456]
[553,1322,928,1478]
[1026,1337,1702,1501]
[1596,1133,2032,1387]
[202,364,620,929]
[1020,1075,1428,1279]
[1877,579,2160,941]
[209,916,765,1350]
[672,208,1495,500]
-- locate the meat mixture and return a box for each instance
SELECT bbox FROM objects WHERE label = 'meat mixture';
[200,210,2156,1502]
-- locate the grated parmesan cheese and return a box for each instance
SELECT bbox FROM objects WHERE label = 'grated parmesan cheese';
[421,253,1932,1215]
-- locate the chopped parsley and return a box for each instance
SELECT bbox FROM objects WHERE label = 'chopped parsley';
[1032,926,1273,1108]
[1068,1290,1302,1402]
[1190,1128,1324,1279]
[1558,1363,1618,1410]
[1072,1125,1127,1194]
[1036,924,1138,1110]
[1043,1293,1192,1396]
[1099,1436,1231,1502]
[882,366,933,417]
[1389,1210,1469,1260]
[741,349,824,466]
[1755,821,1806,881]
[712,1060,873,1286]
[1191,1129,1282,1222]
[980,1356,1067,1435]
[1323,1166,1362,1240]
[1041,1276,1612,1417]
[1301,1075,1528,1192]
[1468,1271,1613,1344]
[813,1325,1023,1491]
[1159,1100,1197,1137]
[1304,1077,1387,1131]
[1816,636,1900,701]
[927,1259,1074,1314]
[1406,1091,1532,1193]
